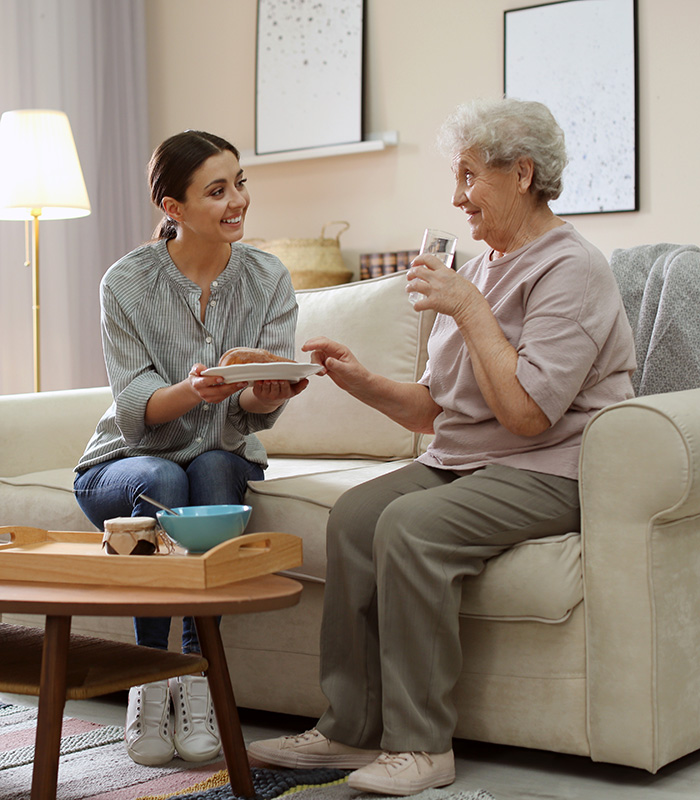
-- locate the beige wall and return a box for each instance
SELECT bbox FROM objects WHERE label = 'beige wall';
[145,0,700,272]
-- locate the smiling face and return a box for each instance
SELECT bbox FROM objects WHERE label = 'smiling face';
[163,150,250,245]
[451,148,535,255]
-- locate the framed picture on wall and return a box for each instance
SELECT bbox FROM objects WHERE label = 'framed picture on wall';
[256,0,364,155]
[504,0,639,215]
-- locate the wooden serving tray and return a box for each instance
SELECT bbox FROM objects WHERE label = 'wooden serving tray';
[0,527,302,590]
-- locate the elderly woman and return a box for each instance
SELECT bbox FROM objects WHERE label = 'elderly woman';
[249,98,636,795]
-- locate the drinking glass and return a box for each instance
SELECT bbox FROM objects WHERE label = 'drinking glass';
[408,228,458,305]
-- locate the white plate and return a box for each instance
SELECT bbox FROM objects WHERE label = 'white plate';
[202,361,324,384]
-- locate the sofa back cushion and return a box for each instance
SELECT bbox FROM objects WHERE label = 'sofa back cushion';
[256,273,435,458]
[0,386,112,477]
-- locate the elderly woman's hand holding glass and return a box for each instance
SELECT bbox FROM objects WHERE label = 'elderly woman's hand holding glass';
[250,97,636,796]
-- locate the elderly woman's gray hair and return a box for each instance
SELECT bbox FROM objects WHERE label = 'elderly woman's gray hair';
[438,97,567,202]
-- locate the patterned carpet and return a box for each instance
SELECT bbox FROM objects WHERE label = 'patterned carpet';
[0,702,227,800]
[0,702,347,800]
[136,765,348,800]
[0,702,496,800]
[136,769,498,800]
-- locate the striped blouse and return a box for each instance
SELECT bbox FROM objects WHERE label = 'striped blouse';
[76,240,297,472]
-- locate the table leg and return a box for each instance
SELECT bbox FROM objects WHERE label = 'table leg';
[31,615,71,800]
[194,615,255,798]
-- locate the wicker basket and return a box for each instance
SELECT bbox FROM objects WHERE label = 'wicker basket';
[251,221,353,289]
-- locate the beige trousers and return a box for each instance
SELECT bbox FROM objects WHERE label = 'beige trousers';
[316,461,580,753]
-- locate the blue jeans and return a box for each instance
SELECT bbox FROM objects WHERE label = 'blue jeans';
[74,450,264,654]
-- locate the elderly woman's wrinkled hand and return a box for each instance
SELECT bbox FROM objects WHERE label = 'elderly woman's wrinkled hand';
[301,337,371,394]
[406,255,474,320]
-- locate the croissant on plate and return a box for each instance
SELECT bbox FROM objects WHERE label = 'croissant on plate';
[218,347,295,366]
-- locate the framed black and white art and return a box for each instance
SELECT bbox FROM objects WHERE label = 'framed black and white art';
[504,0,639,215]
[256,0,364,156]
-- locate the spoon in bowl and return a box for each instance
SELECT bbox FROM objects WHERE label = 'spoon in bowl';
[138,493,180,516]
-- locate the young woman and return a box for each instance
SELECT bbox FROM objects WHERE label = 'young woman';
[74,130,307,766]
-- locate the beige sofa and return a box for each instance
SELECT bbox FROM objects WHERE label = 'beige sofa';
[2,271,700,774]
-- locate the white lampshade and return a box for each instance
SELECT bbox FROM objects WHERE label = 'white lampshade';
[0,109,91,220]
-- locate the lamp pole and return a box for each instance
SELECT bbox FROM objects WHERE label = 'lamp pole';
[31,208,41,392]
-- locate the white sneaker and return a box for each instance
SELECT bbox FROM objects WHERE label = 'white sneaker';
[170,674,222,762]
[348,750,456,795]
[248,728,381,769]
[125,680,175,766]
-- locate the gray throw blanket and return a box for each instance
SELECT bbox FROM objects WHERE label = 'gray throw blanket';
[610,242,700,396]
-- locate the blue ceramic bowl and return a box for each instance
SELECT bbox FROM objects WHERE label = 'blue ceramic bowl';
[156,504,252,554]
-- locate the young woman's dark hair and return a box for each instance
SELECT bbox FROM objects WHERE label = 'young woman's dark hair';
[148,130,241,240]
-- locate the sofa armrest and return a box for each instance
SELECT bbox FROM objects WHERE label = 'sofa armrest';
[0,387,112,477]
[580,388,700,771]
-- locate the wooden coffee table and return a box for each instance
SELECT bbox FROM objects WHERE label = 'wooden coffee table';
[0,573,302,800]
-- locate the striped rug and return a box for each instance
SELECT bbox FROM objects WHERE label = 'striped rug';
[0,702,226,800]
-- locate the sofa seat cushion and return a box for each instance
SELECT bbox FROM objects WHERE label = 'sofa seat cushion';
[246,460,415,583]
[0,468,96,531]
[1,467,76,491]
[263,457,404,481]
[459,531,582,623]
[246,463,583,623]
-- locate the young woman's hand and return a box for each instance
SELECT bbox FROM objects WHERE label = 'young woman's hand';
[187,363,247,404]
[251,378,309,401]
[188,361,309,414]
[240,378,309,413]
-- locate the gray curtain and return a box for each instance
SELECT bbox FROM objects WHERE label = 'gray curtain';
[0,0,151,394]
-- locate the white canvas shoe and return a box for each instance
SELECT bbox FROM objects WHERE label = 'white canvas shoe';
[248,728,382,769]
[125,680,175,766]
[348,750,456,795]
[170,674,222,762]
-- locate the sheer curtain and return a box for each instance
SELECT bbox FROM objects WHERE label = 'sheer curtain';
[0,0,150,394]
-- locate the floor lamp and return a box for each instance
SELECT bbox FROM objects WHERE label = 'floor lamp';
[0,109,91,392]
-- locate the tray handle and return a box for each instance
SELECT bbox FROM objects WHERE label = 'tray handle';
[0,526,49,547]
[237,536,272,554]
[205,531,299,563]
[228,530,279,555]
